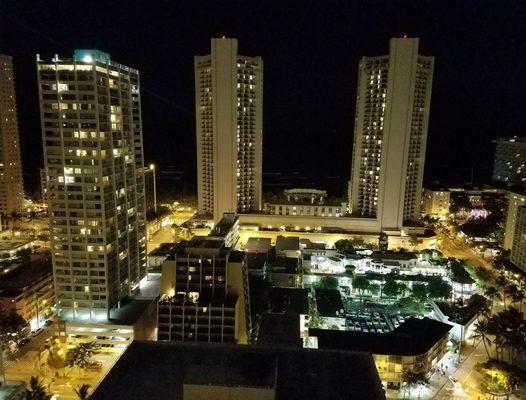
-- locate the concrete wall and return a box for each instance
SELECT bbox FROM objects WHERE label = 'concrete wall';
[183,384,275,400]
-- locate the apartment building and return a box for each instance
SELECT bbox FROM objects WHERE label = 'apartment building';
[492,137,526,184]
[158,233,250,344]
[195,38,263,222]
[0,55,24,216]
[37,49,147,319]
[348,38,434,231]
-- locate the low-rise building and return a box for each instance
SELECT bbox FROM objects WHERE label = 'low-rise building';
[91,341,386,400]
[0,255,53,328]
[158,236,250,344]
[263,188,347,217]
[310,317,452,389]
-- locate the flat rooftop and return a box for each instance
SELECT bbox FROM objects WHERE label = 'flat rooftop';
[311,317,453,356]
[270,287,309,314]
[276,235,300,251]
[315,289,344,317]
[0,240,32,252]
[0,260,52,296]
[245,237,272,252]
[91,341,385,400]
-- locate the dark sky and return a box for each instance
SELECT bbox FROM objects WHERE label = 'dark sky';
[2,0,526,195]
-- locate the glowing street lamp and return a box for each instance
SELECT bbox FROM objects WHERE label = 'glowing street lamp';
[150,164,157,213]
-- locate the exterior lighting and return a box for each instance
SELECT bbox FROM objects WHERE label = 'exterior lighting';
[82,55,93,63]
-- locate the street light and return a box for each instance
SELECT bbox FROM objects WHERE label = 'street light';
[149,164,157,213]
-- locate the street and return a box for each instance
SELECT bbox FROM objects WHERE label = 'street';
[438,233,492,270]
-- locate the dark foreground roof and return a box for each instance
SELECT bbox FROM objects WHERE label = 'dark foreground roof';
[91,341,385,400]
[311,317,452,356]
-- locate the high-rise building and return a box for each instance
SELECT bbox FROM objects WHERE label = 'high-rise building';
[0,55,24,216]
[511,205,526,273]
[492,137,526,184]
[195,38,263,222]
[40,167,48,205]
[348,38,434,231]
[37,50,147,319]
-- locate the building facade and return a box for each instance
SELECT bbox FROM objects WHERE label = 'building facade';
[158,236,250,344]
[348,38,434,230]
[492,137,526,184]
[0,55,24,216]
[421,188,450,217]
[263,188,346,217]
[195,38,263,222]
[0,260,54,328]
[503,191,526,250]
[511,205,526,273]
[37,50,147,319]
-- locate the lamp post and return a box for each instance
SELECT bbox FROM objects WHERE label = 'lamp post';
[150,164,157,213]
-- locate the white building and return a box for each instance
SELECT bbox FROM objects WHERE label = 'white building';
[348,38,434,231]
[195,38,263,222]
[0,55,24,216]
[37,50,147,319]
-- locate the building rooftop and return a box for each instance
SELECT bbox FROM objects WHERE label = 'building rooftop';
[270,288,309,314]
[266,257,298,274]
[315,289,344,317]
[245,237,272,252]
[311,317,453,356]
[148,242,178,257]
[258,312,302,347]
[0,240,32,253]
[276,235,300,252]
[371,251,418,261]
[210,212,237,238]
[90,341,385,400]
[246,252,268,270]
[0,259,52,297]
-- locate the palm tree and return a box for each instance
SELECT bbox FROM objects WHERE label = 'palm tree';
[472,320,491,358]
[26,376,52,400]
[484,286,499,312]
[74,384,90,400]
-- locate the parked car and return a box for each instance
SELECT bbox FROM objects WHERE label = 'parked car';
[44,319,53,326]
[31,328,44,337]
[17,338,30,347]
[86,360,103,370]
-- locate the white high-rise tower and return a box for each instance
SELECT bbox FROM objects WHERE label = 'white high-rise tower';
[37,50,147,319]
[195,38,263,222]
[349,37,434,230]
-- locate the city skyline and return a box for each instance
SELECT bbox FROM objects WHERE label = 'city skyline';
[2,1,526,195]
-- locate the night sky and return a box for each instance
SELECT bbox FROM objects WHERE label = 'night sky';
[2,0,526,195]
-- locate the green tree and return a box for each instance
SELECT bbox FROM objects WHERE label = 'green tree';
[369,283,381,297]
[427,279,452,300]
[26,376,52,400]
[74,384,91,400]
[352,276,370,297]
[408,235,423,249]
[334,239,353,251]
[67,342,100,369]
[411,283,428,303]
[382,277,400,298]
[314,276,339,290]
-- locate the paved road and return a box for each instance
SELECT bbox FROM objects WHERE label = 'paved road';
[147,211,194,253]
[438,233,492,269]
